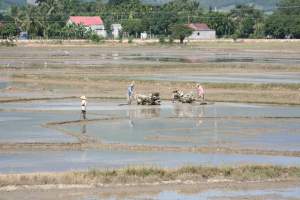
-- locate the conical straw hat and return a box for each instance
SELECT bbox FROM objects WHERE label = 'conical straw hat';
[80,95,87,100]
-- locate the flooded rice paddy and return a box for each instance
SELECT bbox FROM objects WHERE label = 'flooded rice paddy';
[123,186,300,200]
[1,47,300,67]
[60,102,300,151]
[128,54,300,65]
[131,73,300,84]
[0,100,300,173]
[0,111,77,143]
[2,182,299,200]
[1,46,300,86]
[1,150,300,174]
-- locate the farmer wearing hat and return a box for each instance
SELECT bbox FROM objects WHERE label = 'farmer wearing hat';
[127,81,135,105]
[80,95,87,120]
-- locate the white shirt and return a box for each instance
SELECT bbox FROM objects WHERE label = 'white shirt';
[81,100,87,111]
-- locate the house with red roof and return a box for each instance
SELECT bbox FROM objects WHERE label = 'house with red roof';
[67,16,107,38]
[187,23,216,40]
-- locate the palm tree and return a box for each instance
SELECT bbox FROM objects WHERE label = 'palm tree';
[13,5,43,37]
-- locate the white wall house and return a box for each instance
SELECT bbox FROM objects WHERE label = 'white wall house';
[67,16,107,38]
[187,23,216,40]
[111,24,122,39]
[140,32,148,40]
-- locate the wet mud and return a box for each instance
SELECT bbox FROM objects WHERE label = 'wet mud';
[1,180,299,200]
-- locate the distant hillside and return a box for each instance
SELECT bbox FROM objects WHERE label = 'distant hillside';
[146,0,280,11]
[1,0,280,12]
[1,0,26,10]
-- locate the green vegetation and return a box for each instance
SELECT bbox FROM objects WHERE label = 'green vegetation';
[0,0,299,40]
[128,36,133,43]
[170,24,193,43]
[0,0,280,11]
[89,33,103,43]
[0,165,299,186]
[265,0,300,38]
[0,22,18,38]
[159,35,166,44]
[145,0,279,11]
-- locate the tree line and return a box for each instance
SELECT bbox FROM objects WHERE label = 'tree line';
[0,0,300,40]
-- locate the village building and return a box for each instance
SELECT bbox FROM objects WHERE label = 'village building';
[187,23,216,40]
[111,24,122,39]
[67,16,107,38]
[19,32,29,40]
[140,32,148,40]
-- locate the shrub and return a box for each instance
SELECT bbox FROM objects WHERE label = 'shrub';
[168,36,174,44]
[90,34,103,43]
[159,35,166,44]
[128,36,133,44]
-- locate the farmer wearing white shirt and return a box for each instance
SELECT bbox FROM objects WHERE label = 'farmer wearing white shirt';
[80,96,87,120]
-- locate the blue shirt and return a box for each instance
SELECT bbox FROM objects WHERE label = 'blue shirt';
[128,85,134,96]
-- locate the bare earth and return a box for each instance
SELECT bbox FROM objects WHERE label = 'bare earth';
[1,41,300,105]
[1,180,299,200]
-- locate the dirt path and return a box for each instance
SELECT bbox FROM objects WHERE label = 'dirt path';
[0,178,299,200]
[1,136,300,158]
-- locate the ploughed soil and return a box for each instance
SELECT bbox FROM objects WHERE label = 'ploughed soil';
[1,44,300,105]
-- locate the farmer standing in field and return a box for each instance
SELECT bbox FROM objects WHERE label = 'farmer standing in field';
[127,81,135,105]
[80,95,87,120]
[196,83,205,101]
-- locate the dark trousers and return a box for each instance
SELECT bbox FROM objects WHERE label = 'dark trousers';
[81,110,86,120]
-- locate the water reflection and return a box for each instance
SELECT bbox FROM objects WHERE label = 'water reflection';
[173,104,193,118]
[194,105,204,126]
[173,104,206,126]
[139,108,161,118]
[127,107,161,127]
[138,187,300,200]
[81,124,87,134]
[127,109,135,127]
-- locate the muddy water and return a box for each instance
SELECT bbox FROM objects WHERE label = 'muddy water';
[2,183,299,200]
[1,150,300,173]
[50,101,300,151]
[128,55,300,65]
[2,47,300,86]
[68,117,300,151]
[129,187,300,200]
[0,100,300,173]
[131,73,300,84]
[0,81,8,89]
[0,110,78,143]
[2,48,300,67]
[0,100,300,149]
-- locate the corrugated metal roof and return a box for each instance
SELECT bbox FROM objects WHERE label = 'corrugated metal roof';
[187,23,211,31]
[69,16,104,26]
